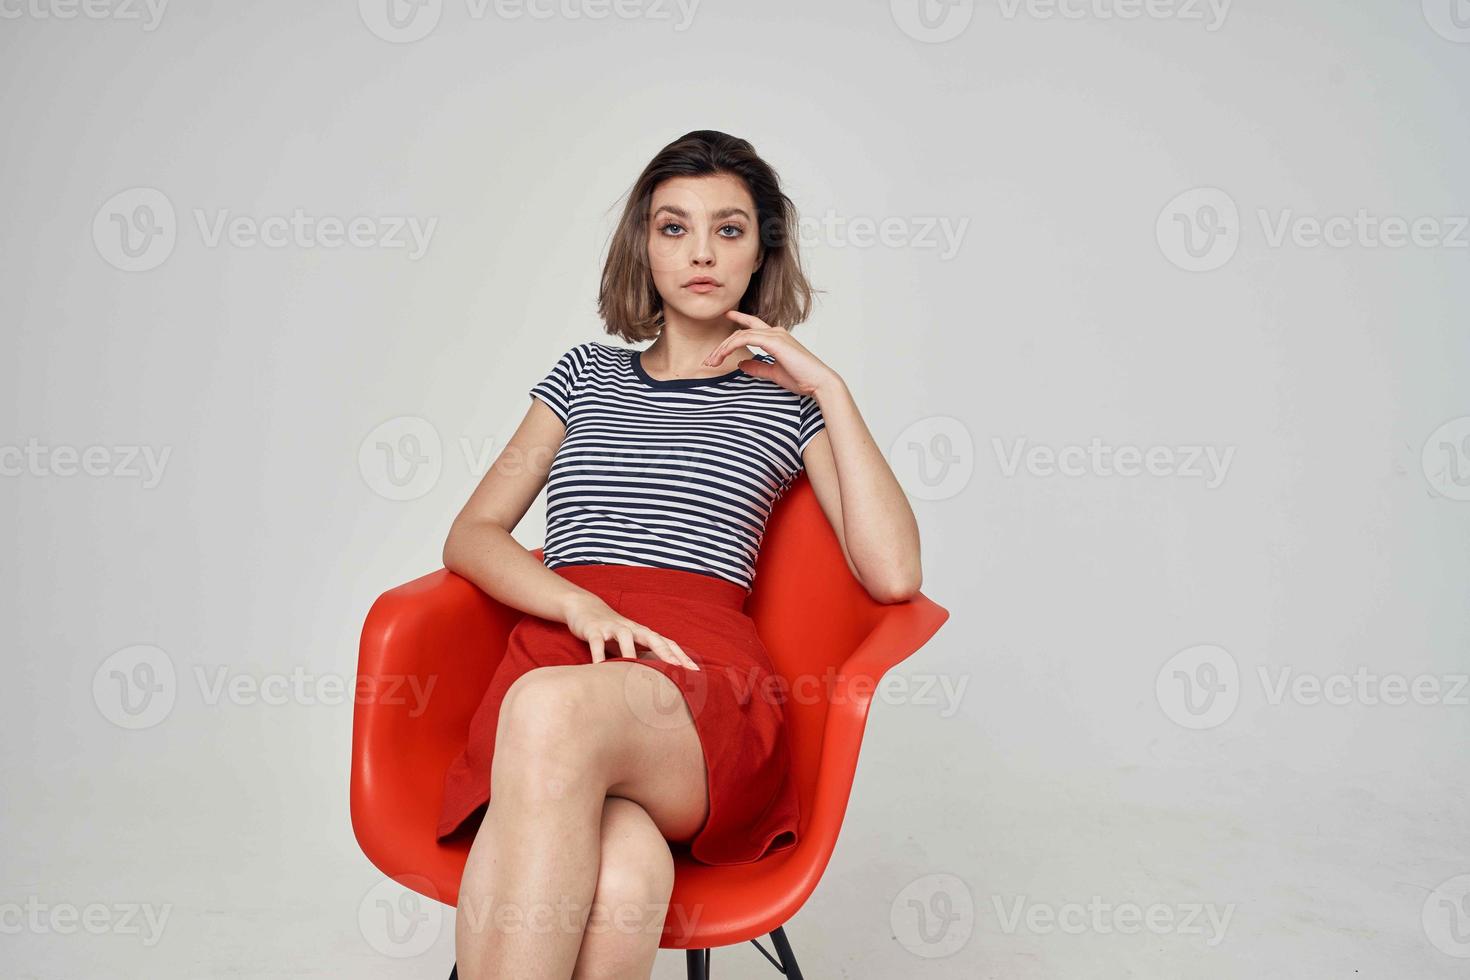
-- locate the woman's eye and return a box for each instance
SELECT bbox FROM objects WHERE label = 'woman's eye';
[656,221,743,238]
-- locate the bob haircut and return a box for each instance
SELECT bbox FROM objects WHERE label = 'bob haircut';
[598,129,819,344]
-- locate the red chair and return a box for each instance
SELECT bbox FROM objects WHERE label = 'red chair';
[351,472,951,978]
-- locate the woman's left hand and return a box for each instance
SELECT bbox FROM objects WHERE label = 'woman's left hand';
[707,310,842,399]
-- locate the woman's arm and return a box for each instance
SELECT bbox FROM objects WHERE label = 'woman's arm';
[443,398,700,669]
[800,385,923,603]
[442,399,591,622]
[708,311,924,604]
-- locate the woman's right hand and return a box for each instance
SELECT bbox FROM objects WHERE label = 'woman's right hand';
[561,592,701,671]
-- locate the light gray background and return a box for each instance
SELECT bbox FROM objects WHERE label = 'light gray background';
[3,1,1469,977]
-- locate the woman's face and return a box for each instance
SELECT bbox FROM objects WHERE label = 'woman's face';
[645,173,762,325]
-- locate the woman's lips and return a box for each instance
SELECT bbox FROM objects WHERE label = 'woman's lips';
[685,282,718,293]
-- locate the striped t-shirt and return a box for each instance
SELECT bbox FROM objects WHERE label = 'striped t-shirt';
[528,341,827,593]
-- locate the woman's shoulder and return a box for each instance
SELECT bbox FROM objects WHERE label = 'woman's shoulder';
[553,340,631,362]
[542,340,631,372]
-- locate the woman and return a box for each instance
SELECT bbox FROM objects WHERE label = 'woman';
[435,129,923,979]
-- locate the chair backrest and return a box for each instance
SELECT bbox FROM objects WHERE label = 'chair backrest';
[746,472,889,831]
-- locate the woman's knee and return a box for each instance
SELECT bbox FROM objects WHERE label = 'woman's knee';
[569,801,671,979]
[590,798,675,925]
[491,666,611,799]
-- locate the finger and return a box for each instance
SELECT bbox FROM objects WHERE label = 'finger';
[588,631,606,664]
[625,623,692,671]
[652,634,696,671]
[736,357,776,381]
[703,328,748,365]
[666,638,700,671]
[712,327,791,367]
[705,325,769,366]
[642,630,699,672]
[614,626,638,660]
[724,309,772,330]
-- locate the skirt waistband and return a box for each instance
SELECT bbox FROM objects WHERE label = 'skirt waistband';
[548,562,747,611]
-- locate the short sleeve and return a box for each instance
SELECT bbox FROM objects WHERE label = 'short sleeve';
[797,394,826,456]
[528,344,589,426]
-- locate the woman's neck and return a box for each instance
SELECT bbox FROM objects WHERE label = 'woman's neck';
[643,316,750,379]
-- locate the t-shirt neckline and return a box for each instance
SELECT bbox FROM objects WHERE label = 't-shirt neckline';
[631,348,747,389]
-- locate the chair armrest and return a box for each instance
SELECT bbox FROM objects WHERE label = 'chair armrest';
[350,566,526,864]
[834,592,950,694]
[801,592,950,873]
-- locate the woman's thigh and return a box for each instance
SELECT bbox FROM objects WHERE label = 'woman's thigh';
[506,660,709,843]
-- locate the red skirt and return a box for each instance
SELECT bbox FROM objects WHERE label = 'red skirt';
[435,563,801,867]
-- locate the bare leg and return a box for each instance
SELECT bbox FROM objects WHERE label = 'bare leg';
[455,661,710,980]
[569,797,675,979]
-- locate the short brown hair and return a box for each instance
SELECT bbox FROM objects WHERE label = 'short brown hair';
[598,130,819,344]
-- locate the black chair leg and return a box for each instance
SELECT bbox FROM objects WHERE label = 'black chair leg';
[746,925,804,978]
[769,926,803,979]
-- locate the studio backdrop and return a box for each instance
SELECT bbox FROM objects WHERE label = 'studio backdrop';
[3,1,1468,977]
